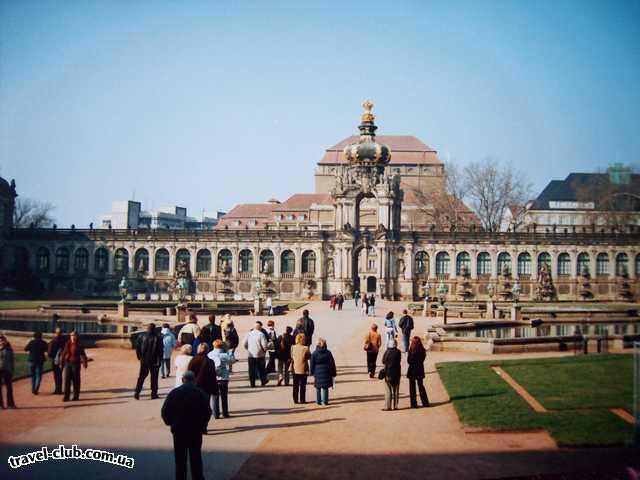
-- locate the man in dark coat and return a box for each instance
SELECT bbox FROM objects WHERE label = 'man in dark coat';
[60,331,88,402]
[188,344,218,433]
[300,310,315,347]
[134,323,164,400]
[202,315,222,350]
[161,370,211,480]
[398,309,415,353]
[47,327,67,394]
[24,331,48,395]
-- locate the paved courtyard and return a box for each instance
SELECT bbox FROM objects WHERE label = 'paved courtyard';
[0,300,635,479]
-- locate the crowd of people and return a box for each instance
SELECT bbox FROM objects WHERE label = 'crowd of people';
[0,299,432,480]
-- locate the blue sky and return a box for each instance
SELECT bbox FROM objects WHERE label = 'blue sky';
[1,0,639,227]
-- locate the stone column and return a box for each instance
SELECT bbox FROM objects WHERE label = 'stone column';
[107,248,114,275]
[148,247,156,277]
[68,247,76,275]
[168,247,176,277]
[189,248,197,276]
[253,247,260,276]
[448,249,456,279]
[629,251,637,279]
[127,247,135,276]
[550,251,557,280]
[569,249,578,280]
[88,248,95,275]
[589,249,598,279]
[405,246,413,280]
[231,247,239,277]
[428,250,436,280]
[274,247,282,277]
[294,247,302,278]
[470,249,478,280]
[531,249,539,280]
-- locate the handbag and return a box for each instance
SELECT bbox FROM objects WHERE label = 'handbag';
[378,368,386,380]
[363,341,371,352]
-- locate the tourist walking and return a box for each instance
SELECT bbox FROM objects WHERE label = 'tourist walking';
[276,326,294,386]
[60,331,88,402]
[0,335,16,409]
[161,324,177,379]
[354,289,360,307]
[290,333,310,404]
[398,310,414,353]
[208,339,236,418]
[178,314,201,353]
[336,292,344,311]
[188,344,218,432]
[300,310,315,347]
[310,338,337,406]
[407,336,430,408]
[174,344,193,388]
[364,323,382,378]
[161,370,211,480]
[361,294,369,316]
[384,312,398,346]
[134,323,164,400]
[329,295,336,310]
[265,320,278,374]
[47,327,67,394]
[24,331,48,395]
[381,338,401,410]
[243,321,269,387]
[368,294,376,316]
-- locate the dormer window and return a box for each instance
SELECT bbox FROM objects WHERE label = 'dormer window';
[297,214,306,221]
[234,220,241,227]
[287,214,294,221]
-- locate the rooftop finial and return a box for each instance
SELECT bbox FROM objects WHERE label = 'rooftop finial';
[361,99,375,123]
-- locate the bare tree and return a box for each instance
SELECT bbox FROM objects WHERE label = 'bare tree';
[462,158,532,232]
[13,198,56,228]
[409,160,477,229]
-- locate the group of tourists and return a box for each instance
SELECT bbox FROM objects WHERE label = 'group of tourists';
[361,293,377,316]
[329,293,345,310]
[364,310,430,410]
[0,327,88,408]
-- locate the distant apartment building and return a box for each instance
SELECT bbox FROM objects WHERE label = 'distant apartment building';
[99,201,225,230]
[517,165,640,232]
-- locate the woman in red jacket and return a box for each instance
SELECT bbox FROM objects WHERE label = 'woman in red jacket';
[60,331,88,402]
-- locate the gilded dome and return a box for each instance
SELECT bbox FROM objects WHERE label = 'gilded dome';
[343,100,391,166]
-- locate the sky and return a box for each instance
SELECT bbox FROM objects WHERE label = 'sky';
[1,0,639,227]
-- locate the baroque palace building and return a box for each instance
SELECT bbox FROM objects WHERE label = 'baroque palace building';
[1,101,639,301]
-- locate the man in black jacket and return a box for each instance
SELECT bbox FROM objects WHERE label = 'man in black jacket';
[202,315,222,350]
[398,309,414,353]
[47,328,67,394]
[300,310,315,347]
[134,323,164,400]
[161,370,211,480]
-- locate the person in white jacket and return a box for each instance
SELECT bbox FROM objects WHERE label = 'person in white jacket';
[208,340,237,418]
[243,321,269,388]
[160,324,176,378]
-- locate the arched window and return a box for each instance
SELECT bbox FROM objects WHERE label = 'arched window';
[281,250,295,274]
[477,252,491,276]
[302,250,316,273]
[435,252,450,277]
[196,249,211,273]
[260,250,274,274]
[577,252,590,276]
[114,248,129,274]
[218,249,232,273]
[497,252,511,275]
[596,253,609,276]
[414,251,429,275]
[37,247,50,272]
[239,249,253,273]
[94,248,108,273]
[517,252,531,276]
[616,253,629,276]
[74,248,89,272]
[134,249,149,273]
[557,253,570,276]
[176,249,190,271]
[155,248,170,273]
[456,251,470,276]
[537,252,551,274]
[56,247,70,273]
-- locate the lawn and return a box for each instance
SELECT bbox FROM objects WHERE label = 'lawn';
[437,354,635,447]
[13,353,53,381]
